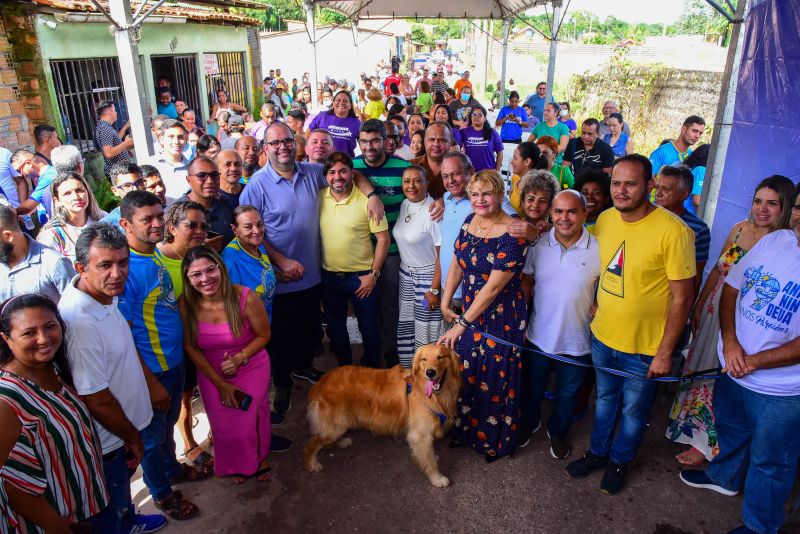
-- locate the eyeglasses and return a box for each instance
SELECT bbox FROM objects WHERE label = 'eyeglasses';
[116,179,145,190]
[358,138,384,146]
[792,205,800,211]
[190,171,220,182]
[181,221,210,232]
[266,138,296,148]
[187,263,219,281]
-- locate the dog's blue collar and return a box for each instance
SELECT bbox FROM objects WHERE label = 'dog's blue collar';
[406,382,447,426]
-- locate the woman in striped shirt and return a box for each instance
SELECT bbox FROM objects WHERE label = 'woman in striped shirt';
[0,294,110,533]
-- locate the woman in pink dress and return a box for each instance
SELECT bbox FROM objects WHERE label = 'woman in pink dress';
[179,245,272,484]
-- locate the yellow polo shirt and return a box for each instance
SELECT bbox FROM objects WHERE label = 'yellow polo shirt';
[319,186,388,272]
[591,206,695,356]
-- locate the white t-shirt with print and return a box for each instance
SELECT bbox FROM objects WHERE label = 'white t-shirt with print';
[718,229,800,396]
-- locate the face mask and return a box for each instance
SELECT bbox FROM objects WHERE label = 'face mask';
[322,99,332,107]
[461,93,470,102]
[559,109,568,118]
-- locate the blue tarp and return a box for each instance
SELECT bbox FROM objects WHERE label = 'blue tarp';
[707,0,800,259]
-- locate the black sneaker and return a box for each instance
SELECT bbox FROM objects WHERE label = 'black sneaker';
[292,367,324,384]
[273,387,292,415]
[600,463,628,495]
[517,420,541,448]
[565,451,608,479]
[270,434,293,453]
[270,411,285,427]
[547,430,571,459]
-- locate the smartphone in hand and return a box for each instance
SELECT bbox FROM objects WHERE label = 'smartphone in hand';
[234,389,253,411]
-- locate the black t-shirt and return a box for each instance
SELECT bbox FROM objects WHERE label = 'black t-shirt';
[564,138,615,177]
[178,194,236,246]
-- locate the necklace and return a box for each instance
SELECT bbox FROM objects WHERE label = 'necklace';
[475,214,502,236]
[404,201,425,223]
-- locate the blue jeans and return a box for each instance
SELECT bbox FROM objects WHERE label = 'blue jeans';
[98,447,135,533]
[140,363,185,500]
[322,270,381,367]
[706,375,800,534]
[589,336,658,464]
[522,342,589,439]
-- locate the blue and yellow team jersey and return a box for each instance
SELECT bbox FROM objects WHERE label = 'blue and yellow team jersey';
[221,239,277,321]
[119,250,184,373]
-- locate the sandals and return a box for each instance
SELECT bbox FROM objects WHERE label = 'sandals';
[154,490,198,521]
[183,445,214,468]
[676,447,707,466]
[171,462,213,484]
[255,465,272,482]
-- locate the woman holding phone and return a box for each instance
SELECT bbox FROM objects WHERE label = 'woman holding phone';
[180,245,272,484]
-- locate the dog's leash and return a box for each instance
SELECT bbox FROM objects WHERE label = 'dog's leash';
[457,323,725,383]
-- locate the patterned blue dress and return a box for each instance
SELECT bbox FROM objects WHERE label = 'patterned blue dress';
[452,214,528,459]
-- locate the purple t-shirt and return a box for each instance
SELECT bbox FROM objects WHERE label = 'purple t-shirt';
[460,127,503,172]
[308,113,361,157]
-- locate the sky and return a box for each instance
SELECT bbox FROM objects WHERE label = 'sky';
[528,0,687,26]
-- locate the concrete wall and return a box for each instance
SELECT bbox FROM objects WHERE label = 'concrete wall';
[34,16,254,128]
[260,28,394,83]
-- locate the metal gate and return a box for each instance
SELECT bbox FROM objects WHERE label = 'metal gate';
[173,55,202,121]
[204,52,247,111]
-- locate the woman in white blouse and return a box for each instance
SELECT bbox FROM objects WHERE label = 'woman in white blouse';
[392,165,444,367]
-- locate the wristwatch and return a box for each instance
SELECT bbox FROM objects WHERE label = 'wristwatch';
[429,288,440,295]
[370,269,381,278]
[367,190,379,199]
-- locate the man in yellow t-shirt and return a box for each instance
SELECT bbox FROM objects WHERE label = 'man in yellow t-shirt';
[319,151,389,368]
[566,154,695,495]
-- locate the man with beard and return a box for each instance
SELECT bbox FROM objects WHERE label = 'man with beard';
[306,129,335,164]
[0,204,76,303]
[240,122,382,414]
[216,149,244,206]
[566,154,695,495]
[235,135,260,184]
[649,115,705,177]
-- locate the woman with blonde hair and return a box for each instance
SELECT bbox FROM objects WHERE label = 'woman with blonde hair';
[180,245,272,484]
[37,172,105,261]
[439,169,529,463]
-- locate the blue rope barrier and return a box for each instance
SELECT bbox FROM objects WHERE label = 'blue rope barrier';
[460,323,726,383]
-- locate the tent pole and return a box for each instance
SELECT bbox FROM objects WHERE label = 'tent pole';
[545,1,561,103]
[304,0,319,109]
[499,18,510,108]
[699,0,749,225]
[108,0,154,159]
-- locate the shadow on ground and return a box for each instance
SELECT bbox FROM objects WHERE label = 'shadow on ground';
[134,342,800,534]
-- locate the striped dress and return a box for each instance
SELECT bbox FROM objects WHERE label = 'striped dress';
[0,372,108,532]
[393,196,445,367]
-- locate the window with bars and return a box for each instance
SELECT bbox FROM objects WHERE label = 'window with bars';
[204,52,247,111]
[50,57,129,154]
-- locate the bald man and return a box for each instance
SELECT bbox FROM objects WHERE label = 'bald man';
[215,149,243,206]
[519,189,600,458]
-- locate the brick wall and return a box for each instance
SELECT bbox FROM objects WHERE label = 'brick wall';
[0,10,52,150]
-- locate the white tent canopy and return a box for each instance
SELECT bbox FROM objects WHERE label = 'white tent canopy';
[313,0,551,20]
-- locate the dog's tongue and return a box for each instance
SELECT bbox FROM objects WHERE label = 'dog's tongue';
[425,380,434,397]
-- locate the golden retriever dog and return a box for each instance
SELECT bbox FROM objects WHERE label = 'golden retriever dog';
[304,344,461,487]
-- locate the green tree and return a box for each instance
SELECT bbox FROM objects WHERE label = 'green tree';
[672,0,735,45]
[411,24,434,47]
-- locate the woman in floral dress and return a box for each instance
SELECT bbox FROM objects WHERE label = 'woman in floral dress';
[439,170,529,463]
[667,175,796,464]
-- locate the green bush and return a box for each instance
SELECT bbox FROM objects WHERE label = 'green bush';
[92,177,120,213]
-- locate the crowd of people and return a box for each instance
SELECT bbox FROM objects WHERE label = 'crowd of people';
[0,59,797,534]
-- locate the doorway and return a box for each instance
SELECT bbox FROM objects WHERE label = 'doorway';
[151,55,203,124]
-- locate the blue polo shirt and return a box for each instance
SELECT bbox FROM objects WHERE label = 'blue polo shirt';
[239,161,327,294]
[440,192,518,299]
[649,142,692,176]
[118,249,184,373]
[524,93,554,122]
[100,207,122,229]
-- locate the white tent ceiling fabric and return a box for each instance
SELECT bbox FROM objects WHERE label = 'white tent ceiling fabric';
[313,0,552,21]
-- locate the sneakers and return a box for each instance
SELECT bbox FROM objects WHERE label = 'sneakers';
[127,514,167,534]
[273,387,292,415]
[292,367,324,384]
[679,469,738,496]
[517,421,541,448]
[565,451,608,479]
[270,434,293,453]
[270,411,285,427]
[547,430,571,459]
[600,463,629,495]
